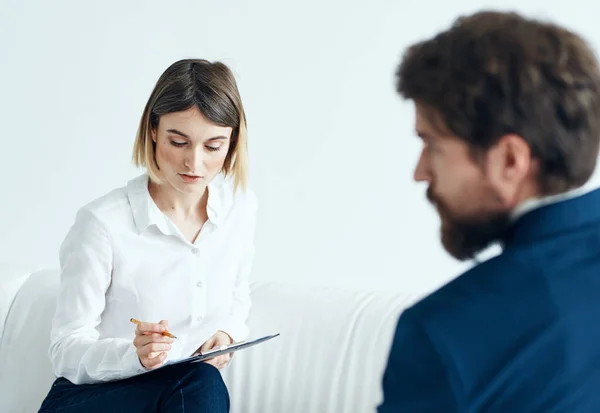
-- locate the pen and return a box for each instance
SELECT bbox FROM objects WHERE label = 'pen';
[130,318,177,338]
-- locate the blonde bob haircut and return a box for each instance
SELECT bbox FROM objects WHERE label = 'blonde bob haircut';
[132,59,249,192]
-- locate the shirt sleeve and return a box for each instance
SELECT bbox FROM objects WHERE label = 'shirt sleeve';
[218,193,257,342]
[377,309,458,413]
[48,208,147,385]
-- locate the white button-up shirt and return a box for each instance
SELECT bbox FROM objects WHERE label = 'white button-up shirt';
[49,173,257,384]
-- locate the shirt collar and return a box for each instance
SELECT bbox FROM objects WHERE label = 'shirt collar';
[510,184,596,222]
[206,173,226,226]
[126,173,230,235]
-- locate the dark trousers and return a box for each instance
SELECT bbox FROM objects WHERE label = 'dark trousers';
[38,361,230,412]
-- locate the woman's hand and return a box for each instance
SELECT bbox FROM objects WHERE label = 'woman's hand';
[198,330,233,369]
[133,319,174,370]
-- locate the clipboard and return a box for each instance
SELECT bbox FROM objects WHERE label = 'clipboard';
[190,333,280,363]
[166,334,280,366]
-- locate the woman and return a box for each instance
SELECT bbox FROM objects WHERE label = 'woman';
[39,59,257,413]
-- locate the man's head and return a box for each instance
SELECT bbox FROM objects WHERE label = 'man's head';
[397,11,600,260]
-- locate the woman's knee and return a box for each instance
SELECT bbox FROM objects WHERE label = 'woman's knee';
[158,363,229,412]
[184,362,227,390]
[178,363,230,411]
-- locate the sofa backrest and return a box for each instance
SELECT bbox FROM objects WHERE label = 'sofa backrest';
[0,264,416,413]
[222,282,417,413]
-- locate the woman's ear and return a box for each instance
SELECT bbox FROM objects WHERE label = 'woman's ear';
[151,128,157,143]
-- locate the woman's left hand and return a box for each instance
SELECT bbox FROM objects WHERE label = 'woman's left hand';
[198,330,233,369]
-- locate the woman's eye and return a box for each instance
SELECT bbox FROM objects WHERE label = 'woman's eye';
[170,141,186,147]
[206,145,221,152]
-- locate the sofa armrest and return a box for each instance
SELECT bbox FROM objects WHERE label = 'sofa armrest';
[0,262,40,340]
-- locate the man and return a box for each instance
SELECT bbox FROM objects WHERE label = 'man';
[379,11,600,412]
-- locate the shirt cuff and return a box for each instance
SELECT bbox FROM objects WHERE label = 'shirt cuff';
[123,342,149,377]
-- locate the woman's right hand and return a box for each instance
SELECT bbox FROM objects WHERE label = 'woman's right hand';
[133,319,174,370]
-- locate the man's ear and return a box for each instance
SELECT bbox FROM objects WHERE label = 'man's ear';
[485,134,532,207]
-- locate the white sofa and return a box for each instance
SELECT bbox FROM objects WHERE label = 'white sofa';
[0,262,418,413]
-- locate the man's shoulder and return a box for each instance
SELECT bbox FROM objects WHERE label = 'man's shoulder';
[407,252,522,326]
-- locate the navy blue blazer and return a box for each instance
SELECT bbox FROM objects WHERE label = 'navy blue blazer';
[378,188,600,412]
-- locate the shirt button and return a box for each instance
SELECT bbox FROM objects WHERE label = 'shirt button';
[196,281,203,287]
[192,248,199,255]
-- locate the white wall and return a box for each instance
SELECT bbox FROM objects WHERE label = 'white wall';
[1,0,599,296]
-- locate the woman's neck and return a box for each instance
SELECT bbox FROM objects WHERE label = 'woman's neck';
[148,180,208,221]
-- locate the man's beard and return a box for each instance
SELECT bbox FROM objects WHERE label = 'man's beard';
[427,187,512,261]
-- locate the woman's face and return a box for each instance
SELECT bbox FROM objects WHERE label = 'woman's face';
[152,106,233,195]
